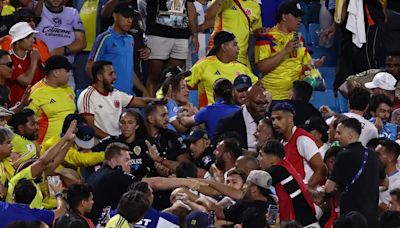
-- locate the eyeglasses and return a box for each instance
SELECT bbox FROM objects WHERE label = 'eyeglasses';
[0,62,13,68]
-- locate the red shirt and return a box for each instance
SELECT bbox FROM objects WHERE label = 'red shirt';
[7,52,45,105]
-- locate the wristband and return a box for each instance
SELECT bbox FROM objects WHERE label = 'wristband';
[55,192,63,198]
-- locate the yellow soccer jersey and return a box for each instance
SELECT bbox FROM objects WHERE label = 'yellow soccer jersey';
[12,134,38,167]
[28,80,76,144]
[186,56,259,104]
[7,166,43,209]
[255,27,312,100]
[106,214,130,228]
[211,0,262,65]
[0,158,15,187]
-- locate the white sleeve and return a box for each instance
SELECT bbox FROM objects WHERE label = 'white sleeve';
[117,90,134,107]
[77,90,94,115]
[296,136,320,162]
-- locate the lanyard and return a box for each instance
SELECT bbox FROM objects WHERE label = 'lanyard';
[345,149,368,192]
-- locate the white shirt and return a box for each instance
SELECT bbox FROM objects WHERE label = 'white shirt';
[77,86,133,137]
[319,143,331,159]
[242,106,257,150]
[344,112,379,147]
[379,170,400,204]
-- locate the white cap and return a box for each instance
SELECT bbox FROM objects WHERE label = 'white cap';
[246,170,272,189]
[9,22,38,45]
[365,72,397,91]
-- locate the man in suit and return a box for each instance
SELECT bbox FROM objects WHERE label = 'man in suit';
[213,85,271,150]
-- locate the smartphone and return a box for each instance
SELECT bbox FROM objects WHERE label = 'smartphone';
[47,176,61,196]
[266,204,279,225]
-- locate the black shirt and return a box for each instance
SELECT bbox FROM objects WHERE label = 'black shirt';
[87,164,140,223]
[284,100,322,126]
[92,135,155,178]
[55,211,92,228]
[330,142,385,228]
[0,84,11,109]
[0,15,16,38]
[147,129,189,164]
[223,198,276,224]
[194,146,215,171]
[145,0,194,39]
[387,0,400,11]
[268,165,317,226]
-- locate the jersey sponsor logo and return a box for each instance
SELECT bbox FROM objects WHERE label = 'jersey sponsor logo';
[202,155,212,166]
[214,70,221,75]
[52,17,62,27]
[230,6,237,10]
[50,98,56,104]
[114,100,120,108]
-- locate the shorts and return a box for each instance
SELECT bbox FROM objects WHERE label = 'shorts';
[147,35,189,60]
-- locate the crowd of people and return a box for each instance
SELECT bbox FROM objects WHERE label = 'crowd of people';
[0,0,400,227]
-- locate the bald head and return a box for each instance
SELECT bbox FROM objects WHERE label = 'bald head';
[245,85,272,121]
[235,155,260,175]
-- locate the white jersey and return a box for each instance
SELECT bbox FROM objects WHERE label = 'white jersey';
[77,86,133,137]
[379,170,400,204]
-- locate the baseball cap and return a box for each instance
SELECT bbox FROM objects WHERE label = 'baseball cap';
[185,129,209,143]
[44,55,73,73]
[301,116,329,142]
[276,0,304,19]
[113,1,135,17]
[364,72,397,91]
[9,22,38,44]
[75,125,95,149]
[247,170,272,189]
[0,106,14,117]
[161,65,191,79]
[15,8,41,24]
[272,102,295,115]
[207,31,236,57]
[185,211,209,228]
[234,74,252,90]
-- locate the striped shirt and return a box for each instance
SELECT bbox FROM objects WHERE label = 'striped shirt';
[106,214,130,228]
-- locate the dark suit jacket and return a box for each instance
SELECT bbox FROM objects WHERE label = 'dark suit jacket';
[213,109,248,149]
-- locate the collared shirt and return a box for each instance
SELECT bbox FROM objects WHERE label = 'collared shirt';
[242,106,257,150]
[89,27,135,95]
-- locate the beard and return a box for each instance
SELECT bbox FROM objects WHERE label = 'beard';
[103,81,114,93]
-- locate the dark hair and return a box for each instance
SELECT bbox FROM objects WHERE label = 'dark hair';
[348,87,371,111]
[332,114,348,130]
[260,140,285,159]
[91,61,113,82]
[213,78,234,104]
[380,211,400,228]
[176,161,197,178]
[387,50,400,58]
[241,207,266,228]
[0,50,10,59]
[7,221,44,228]
[292,80,313,101]
[144,100,166,118]
[105,142,130,161]
[13,178,37,204]
[339,118,362,136]
[66,184,92,212]
[369,94,393,113]
[117,190,150,223]
[280,220,302,228]
[390,188,400,204]
[226,168,247,182]
[222,138,242,160]
[161,75,185,97]
[324,146,341,162]
[366,137,386,151]
[9,108,35,133]
[333,211,368,228]
[128,181,151,195]
[0,126,13,144]
[120,109,148,138]
[256,185,272,198]
[378,138,400,160]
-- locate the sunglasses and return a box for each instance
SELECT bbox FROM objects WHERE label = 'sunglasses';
[0,62,13,68]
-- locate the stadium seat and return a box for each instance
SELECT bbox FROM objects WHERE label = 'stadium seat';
[298,23,310,46]
[299,1,309,25]
[319,67,335,90]
[310,89,340,112]
[189,90,199,108]
[308,23,320,47]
